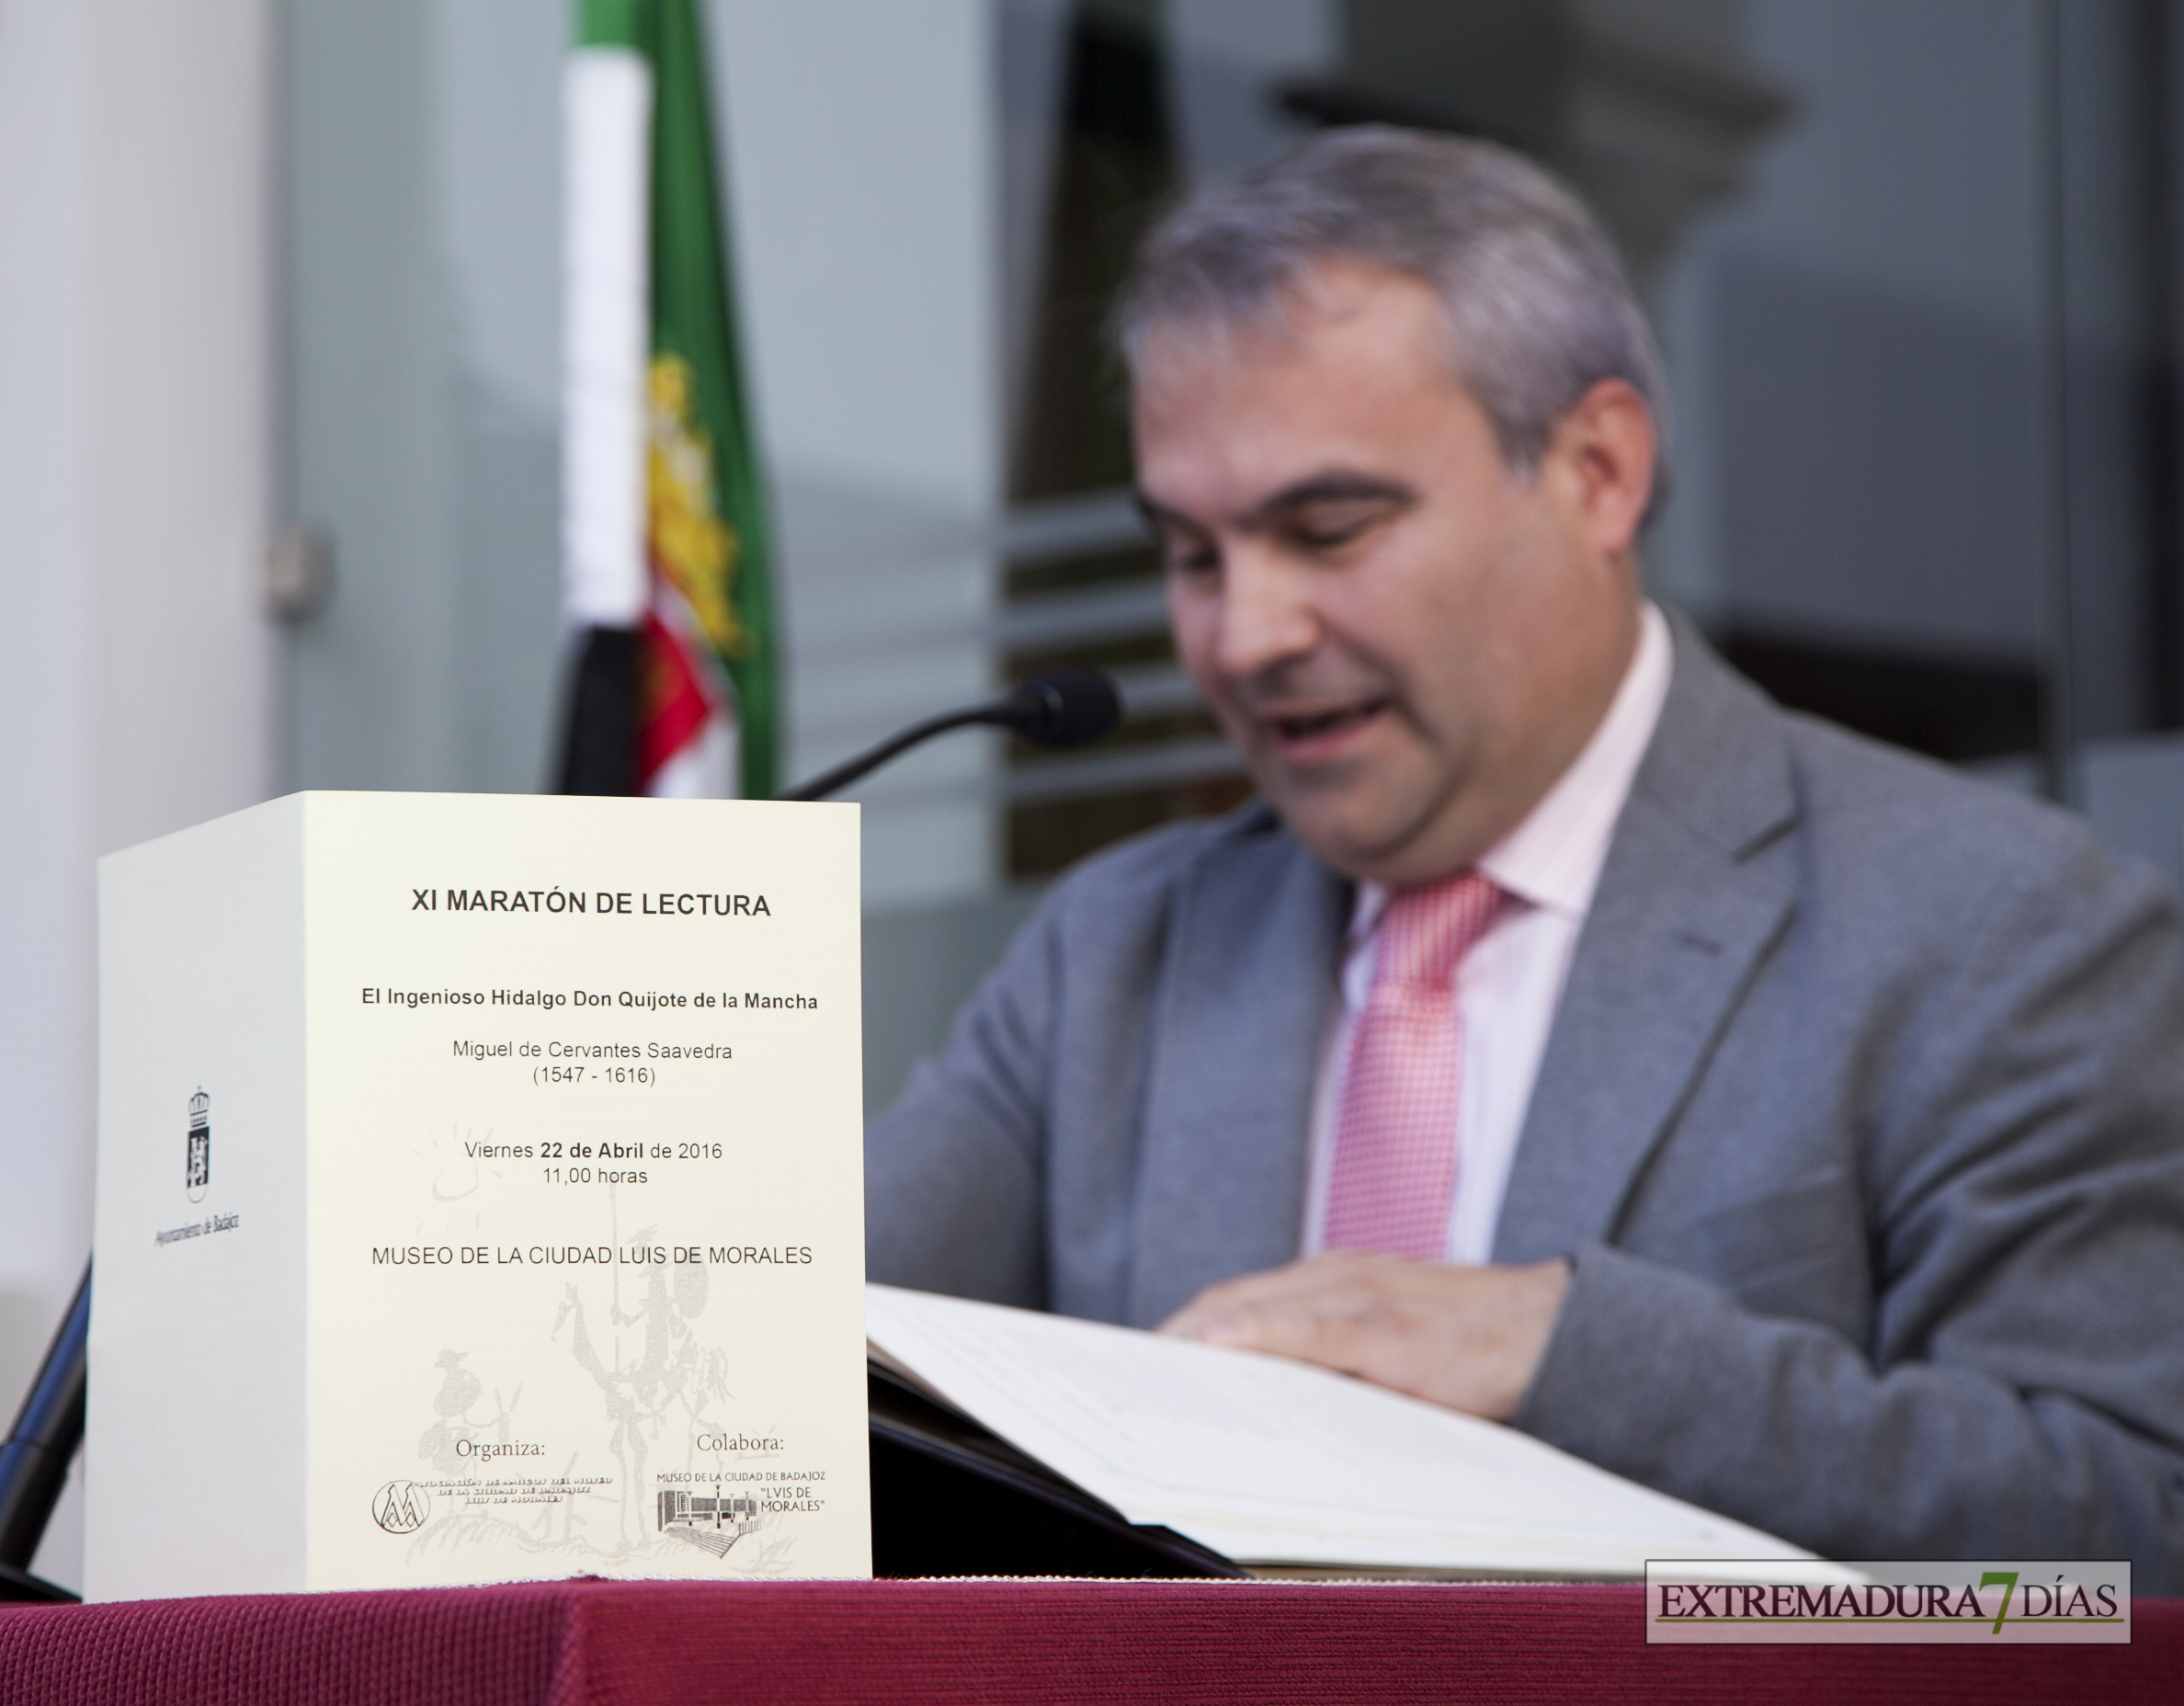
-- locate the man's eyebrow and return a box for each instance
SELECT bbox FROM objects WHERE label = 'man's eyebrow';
[1133,472,1416,534]
[1248,473,1416,521]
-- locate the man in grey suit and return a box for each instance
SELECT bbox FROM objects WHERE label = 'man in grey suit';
[866,128,2184,1586]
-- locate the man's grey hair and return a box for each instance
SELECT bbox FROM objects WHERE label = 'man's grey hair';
[1116,126,1670,496]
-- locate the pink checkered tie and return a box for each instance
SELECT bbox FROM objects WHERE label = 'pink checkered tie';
[1323,871,1512,1260]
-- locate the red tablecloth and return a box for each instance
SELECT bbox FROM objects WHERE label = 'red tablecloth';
[2,1579,2176,1705]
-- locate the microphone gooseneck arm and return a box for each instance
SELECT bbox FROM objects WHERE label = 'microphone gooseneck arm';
[779,669,1122,803]
[779,704,997,803]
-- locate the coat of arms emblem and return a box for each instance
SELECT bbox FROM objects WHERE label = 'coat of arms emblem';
[186,1089,210,1203]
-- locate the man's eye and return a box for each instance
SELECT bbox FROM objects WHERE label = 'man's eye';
[1287,506,1390,552]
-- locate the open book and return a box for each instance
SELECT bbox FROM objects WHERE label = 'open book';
[867,1283,1837,1582]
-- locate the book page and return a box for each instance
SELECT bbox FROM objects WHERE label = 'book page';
[867,1284,1841,1580]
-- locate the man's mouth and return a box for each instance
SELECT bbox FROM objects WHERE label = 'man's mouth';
[1266,698,1389,747]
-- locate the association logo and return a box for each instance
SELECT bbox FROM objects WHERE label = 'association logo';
[371,1480,431,1534]
[185,1089,210,1203]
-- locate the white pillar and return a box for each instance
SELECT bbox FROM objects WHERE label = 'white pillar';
[0,0,276,1591]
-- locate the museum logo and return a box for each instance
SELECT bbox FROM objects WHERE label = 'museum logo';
[186,1088,210,1203]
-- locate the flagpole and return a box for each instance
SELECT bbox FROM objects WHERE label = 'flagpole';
[557,2,653,794]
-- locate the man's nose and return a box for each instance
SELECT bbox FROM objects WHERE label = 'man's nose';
[1212,547,1319,679]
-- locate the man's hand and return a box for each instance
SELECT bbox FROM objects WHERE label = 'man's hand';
[1156,1251,1572,1422]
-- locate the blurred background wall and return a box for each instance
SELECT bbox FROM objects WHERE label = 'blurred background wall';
[7,0,2184,1592]
[0,0,277,1596]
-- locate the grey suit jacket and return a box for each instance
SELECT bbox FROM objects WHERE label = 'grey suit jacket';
[866,624,2184,1587]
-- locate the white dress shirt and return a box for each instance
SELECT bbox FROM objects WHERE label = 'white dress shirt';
[1300,601,1674,1263]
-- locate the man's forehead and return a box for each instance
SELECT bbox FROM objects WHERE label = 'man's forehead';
[1131,258,1453,389]
[1131,284,1488,527]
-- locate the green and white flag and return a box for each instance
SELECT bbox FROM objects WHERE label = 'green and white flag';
[559,0,778,799]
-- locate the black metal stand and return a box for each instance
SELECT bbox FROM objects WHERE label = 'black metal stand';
[0,1262,88,1603]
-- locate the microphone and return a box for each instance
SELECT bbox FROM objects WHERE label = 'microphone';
[988,668,1126,746]
[780,668,1122,802]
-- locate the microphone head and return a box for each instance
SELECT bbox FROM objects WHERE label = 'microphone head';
[995,668,1123,747]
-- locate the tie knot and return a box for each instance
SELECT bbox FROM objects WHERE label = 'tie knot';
[1372,870,1510,991]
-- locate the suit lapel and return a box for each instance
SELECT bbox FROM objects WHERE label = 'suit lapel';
[1126,818,1348,1326]
[1494,625,1802,1264]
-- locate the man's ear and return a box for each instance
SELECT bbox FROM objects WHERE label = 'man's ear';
[1543,378,1656,559]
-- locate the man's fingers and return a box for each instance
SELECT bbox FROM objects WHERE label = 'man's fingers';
[1191,1296,1377,1376]
[1158,1255,1572,1420]
[1156,1252,1393,1340]
[1158,1284,1286,1341]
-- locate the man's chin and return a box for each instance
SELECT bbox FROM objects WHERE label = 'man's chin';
[1256,779,1449,886]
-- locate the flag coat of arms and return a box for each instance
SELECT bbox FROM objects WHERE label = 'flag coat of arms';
[558,0,777,800]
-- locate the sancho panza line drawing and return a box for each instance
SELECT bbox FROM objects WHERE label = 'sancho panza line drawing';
[186,1088,210,1204]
